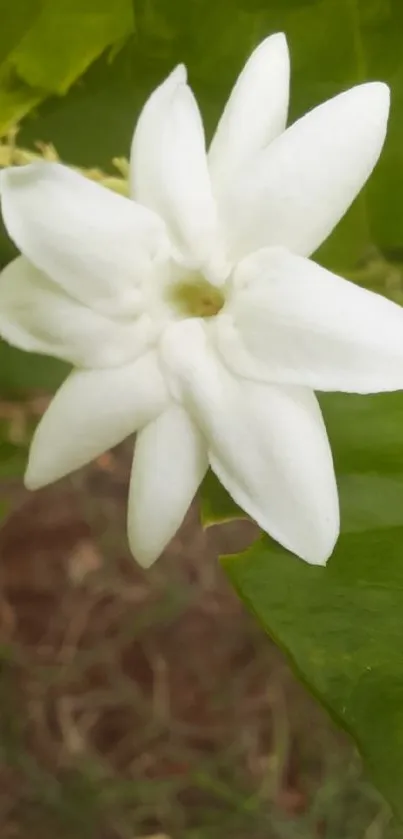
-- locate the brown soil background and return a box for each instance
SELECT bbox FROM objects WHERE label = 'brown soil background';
[0,426,395,839]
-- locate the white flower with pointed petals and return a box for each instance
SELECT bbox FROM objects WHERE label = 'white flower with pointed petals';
[0,33,400,568]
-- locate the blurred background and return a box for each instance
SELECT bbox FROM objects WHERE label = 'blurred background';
[1,0,403,836]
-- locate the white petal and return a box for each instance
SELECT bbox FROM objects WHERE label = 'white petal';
[161,320,339,565]
[0,162,169,316]
[219,83,390,261]
[130,67,226,280]
[25,351,169,489]
[222,247,403,393]
[127,404,208,567]
[0,257,154,367]
[209,34,289,193]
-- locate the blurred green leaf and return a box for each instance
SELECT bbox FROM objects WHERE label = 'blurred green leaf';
[0,439,28,479]
[0,0,134,134]
[0,76,43,136]
[0,342,68,398]
[0,0,43,65]
[11,0,134,93]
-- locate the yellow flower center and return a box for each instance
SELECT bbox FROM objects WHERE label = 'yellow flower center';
[167,275,226,319]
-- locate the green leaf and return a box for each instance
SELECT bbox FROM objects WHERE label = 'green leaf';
[223,531,403,821]
[0,74,42,135]
[219,388,403,821]
[0,0,43,65]
[11,0,133,94]
[0,0,134,134]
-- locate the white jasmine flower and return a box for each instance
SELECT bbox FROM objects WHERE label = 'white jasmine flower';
[0,34,400,568]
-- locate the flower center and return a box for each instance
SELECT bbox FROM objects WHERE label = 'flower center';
[166,274,226,319]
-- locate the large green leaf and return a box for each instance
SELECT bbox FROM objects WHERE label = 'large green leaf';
[0,0,134,134]
[223,535,403,820]
[212,390,403,821]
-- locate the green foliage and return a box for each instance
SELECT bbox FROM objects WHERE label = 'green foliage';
[211,390,403,822]
[0,0,134,134]
[0,343,68,398]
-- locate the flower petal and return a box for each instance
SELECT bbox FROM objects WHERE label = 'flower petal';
[161,320,339,565]
[222,247,403,393]
[0,257,155,367]
[219,82,390,261]
[130,67,226,280]
[0,162,169,316]
[25,351,169,489]
[127,404,208,567]
[209,33,289,193]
